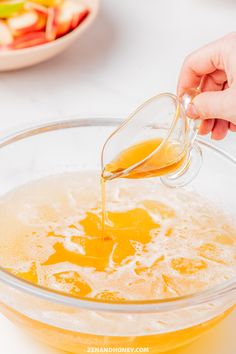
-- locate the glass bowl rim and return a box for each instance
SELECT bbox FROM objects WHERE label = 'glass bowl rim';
[0,117,235,314]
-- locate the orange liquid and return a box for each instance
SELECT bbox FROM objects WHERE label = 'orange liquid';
[0,302,232,354]
[103,138,186,179]
[101,137,187,240]
[0,173,236,353]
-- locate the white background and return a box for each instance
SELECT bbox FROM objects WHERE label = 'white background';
[0,0,236,353]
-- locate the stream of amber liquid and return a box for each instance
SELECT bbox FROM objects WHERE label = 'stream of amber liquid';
[101,137,186,238]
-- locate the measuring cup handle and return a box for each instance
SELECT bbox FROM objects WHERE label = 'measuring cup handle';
[160,88,203,188]
[181,88,201,146]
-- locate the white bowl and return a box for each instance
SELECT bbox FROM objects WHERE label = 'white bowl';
[0,0,99,71]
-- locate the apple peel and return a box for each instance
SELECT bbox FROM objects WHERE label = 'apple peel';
[11,30,48,49]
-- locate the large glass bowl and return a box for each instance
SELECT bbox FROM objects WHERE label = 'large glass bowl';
[0,118,235,354]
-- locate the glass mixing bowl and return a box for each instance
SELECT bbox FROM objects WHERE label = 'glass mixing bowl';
[0,118,235,354]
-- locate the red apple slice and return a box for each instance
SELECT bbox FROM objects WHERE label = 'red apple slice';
[45,6,57,41]
[11,31,47,49]
[56,0,89,38]
[0,20,13,48]
[7,10,47,37]
[36,12,47,31]
[71,6,89,30]
[55,1,72,37]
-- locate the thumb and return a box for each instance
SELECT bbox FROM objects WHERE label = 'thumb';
[187,88,236,124]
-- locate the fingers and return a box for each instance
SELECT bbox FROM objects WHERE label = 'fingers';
[211,119,229,140]
[197,70,224,137]
[229,123,236,132]
[187,88,236,123]
[201,70,227,91]
[177,33,236,139]
[223,81,229,90]
[177,32,236,97]
[199,119,215,135]
[177,39,224,96]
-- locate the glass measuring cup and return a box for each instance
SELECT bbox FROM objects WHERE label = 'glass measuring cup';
[102,90,202,187]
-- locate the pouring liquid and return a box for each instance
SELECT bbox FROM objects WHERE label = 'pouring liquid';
[101,137,187,239]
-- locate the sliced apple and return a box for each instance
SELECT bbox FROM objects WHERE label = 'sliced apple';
[11,31,47,49]
[0,20,13,47]
[45,6,57,40]
[25,1,48,15]
[7,10,47,36]
[55,0,72,37]
[71,4,89,30]
[0,0,25,18]
[56,0,89,38]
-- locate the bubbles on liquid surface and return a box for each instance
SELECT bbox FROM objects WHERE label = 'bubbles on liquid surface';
[0,171,236,301]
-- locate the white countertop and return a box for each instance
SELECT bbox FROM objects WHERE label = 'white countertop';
[0,0,236,353]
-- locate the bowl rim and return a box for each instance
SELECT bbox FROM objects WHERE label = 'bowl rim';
[0,117,236,313]
[0,0,100,56]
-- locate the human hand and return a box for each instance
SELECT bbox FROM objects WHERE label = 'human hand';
[177,32,236,140]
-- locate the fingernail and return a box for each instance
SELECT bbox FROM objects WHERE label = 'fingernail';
[186,103,199,118]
